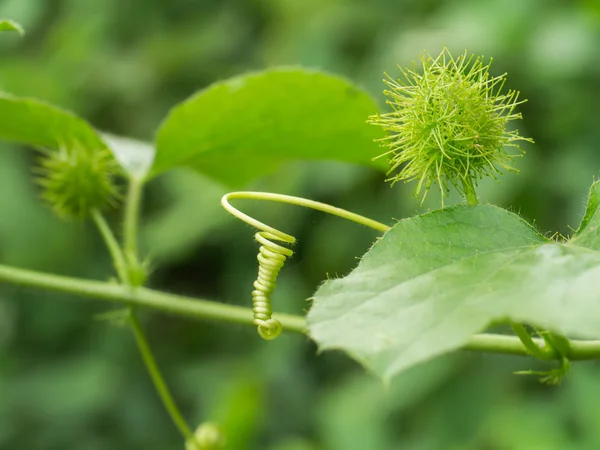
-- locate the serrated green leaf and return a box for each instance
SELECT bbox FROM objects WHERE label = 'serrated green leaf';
[308,205,600,381]
[571,179,600,250]
[0,93,106,151]
[0,19,24,35]
[152,68,385,185]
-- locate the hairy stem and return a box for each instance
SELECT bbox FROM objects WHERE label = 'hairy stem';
[2,263,600,361]
[128,311,195,442]
[461,178,479,206]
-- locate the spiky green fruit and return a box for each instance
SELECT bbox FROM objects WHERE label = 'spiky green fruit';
[36,145,120,219]
[368,48,533,205]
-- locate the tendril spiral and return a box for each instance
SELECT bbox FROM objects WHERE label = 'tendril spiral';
[221,192,297,340]
[221,191,390,341]
[252,230,294,340]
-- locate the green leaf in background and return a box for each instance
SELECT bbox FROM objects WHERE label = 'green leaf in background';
[308,188,600,382]
[0,94,153,179]
[152,68,386,185]
[0,20,24,35]
[0,93,105,151]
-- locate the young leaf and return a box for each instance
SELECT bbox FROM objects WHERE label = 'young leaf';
[0,19,24,35]
[308,203,600,382]
[152,68,385,185]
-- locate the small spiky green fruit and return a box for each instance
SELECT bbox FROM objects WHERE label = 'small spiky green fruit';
[368,48,533,205]
[36,145,120,219]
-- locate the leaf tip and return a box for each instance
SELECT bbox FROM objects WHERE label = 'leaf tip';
[0,19,24,36]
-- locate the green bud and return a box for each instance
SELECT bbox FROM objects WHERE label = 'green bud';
[185,422,226,450]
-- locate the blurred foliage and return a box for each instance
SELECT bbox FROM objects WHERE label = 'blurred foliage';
[1,0,600,449]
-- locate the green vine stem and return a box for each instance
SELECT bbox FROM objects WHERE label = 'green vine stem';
[461,177,479,206]
[128,311,195,442]
[2,262,600,361]
[93,178,198,446]
[0,262,304,328]
[91,209,130,284]
[124,177,143,262]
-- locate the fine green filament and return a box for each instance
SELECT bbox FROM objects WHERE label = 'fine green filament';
[221,191,390,339]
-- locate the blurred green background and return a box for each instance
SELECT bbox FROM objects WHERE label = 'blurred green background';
[1,0,600,449]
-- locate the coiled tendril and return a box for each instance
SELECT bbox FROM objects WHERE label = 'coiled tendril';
[221,193,295,340]
[251,230,294,339]
[221,191,390,341]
